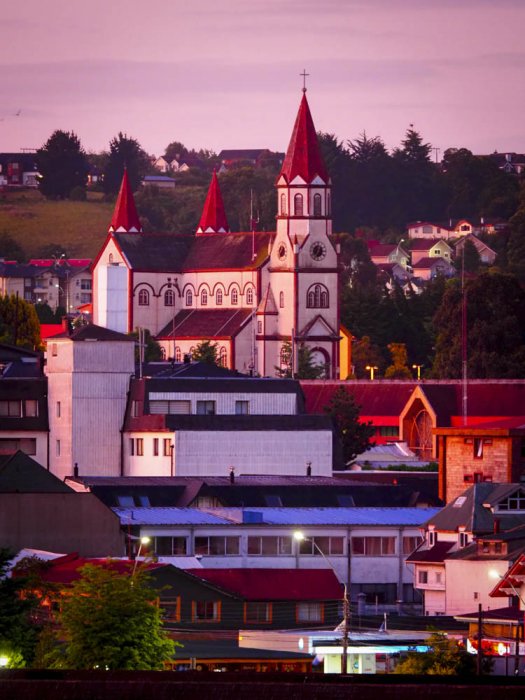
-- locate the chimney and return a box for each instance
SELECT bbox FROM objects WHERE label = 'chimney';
[229,466,235,484]
[73,463,79,478]
[306,461,312,477]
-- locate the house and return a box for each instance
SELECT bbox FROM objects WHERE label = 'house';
[484,152,525,176]
[0,452,125,556]
[406,482,525,617]
[92,92,341,379]
[453,234,497,266]
[0,153,38,188]
[367,242,410,268]
[111,504,437,610]
[411,256,455,281]
[217,149,284,172]
[407,221,454,240]
[409,238,453,265]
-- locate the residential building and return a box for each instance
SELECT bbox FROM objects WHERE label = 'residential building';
[409,238,453,266]
[92,92,341,378]
[453,234,497,266]
[0,153,38,188]
[367,242,410,268]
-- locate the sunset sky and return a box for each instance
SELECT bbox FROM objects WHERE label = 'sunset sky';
[1,0,524,159]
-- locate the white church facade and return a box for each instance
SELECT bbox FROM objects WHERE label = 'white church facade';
[92,91,341,378]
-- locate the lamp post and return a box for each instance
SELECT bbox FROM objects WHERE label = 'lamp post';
[365,365,378,381]
[294,531,349,674]
[132,536,151,578]
[412,364,423,381]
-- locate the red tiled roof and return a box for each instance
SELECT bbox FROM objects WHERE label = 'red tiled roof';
[280,93,328,184]
[21,553,162,585]
[412,257,449,269]
[197,171,229,235]
[420,383,525,426]
[183,232,271,270]
[187,568,342,601]
[410,238,447,250]
[29,259,91,268]
[157,308,252,339]
[109,170,142,233]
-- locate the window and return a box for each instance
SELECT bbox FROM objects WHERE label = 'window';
[474,438,484,459]
[459,532,469,547]
[299,536,344,556]
[294,193,303,216]
[257,321,262,334]
[235,400,249,415]
[280,193,287,215]
[196,400,216,415]
[379,426,398,437]
[245,602,272,624]
[280,344,290,369]
[247,536,292,556]
[435,572,443,584]
[175,346,181,362]
[219,347,227,368]
[429,530,438,546]
[216,289,223,305]
[163,439,172,457]
[162,597,181,623]
[130,438,144,456]
[153,536,187,556]
[185,289,193,306]
[56,440,61,457]
[192,600,221,622]
[108,254,114,263]
[418,570,428,584]
[0,438,36,455]
[150,399,191,415]
[194,536,240,556]
[138,289,149,306]
[201,289,208,306]
[153,438,159,456]
[351,537,396,556]
[497,491,525,512]
[313,193,322,216]
[56,401,61,418]
[0,400,21,417]
[306,284,329,308]
[51,344,58,357]
[164,289,174,306]
[403,536,422,555]
[296,602,323,623]
[81,279,92,291]
[25,400,38,417]
[279,291,284,308]
[246,287,254,306]
[231,288,238,305]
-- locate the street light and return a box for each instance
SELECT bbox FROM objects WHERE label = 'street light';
[132,536,151,578]
[293,531,349,674]
[412,364,423,381]
[365,365,378,381]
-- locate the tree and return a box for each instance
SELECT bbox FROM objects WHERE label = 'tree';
[163,141,189,164]
[350,335,384,379]
[323,387,375,465]
[103,132,151,196]
[36,130,89,199]
[455,238,482,274]
[0,550,39,668]
[0,232,26,262]
[46,564,176,670]
[191,339,219,365]
[0,294,42,349]
[394,631,476,675]
[275,341,327,379]
[130,328,162,363]
[384,343,412,379]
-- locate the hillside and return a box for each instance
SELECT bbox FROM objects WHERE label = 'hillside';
[0,190,114,260]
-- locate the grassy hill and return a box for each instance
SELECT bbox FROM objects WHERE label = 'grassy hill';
[0,190,114,260]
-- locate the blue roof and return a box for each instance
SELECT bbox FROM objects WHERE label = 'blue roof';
[113,506,439,527]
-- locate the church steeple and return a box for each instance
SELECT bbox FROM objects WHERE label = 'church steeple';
[279,92,328,184]
[196,171,230,235]
[108,169,142,233]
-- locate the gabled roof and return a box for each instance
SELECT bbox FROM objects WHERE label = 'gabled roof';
[410,238,451,251]
[196,172,229,235]
[0,452,73,493]
[113,233,194,271]
[368,243,397,257]
[300,380,418,418]
[157,308,252,340]
[108,170,142,233]
[183,232,271,271]
[257,284,278,315]
[187,568,342,601]
[279,93,328,184]
[53,323,132,343]
[412,257,453,270]
[406,541,455,564]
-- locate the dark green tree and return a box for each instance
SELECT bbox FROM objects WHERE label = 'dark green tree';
[45,564,176,670]
[432,272,525,378]
[323,386,375,465]
[0,232,26,262]
[455,238,482,274]
[0,294,42,349]
[130,328,162,363]
[191,339,219,365]
[350,335,384,379]
[394,631,476,675]
[507,185,525,282]
[163,141,189,164]
[0,549,39,668]
[36,130,89,200]
[103,132,151,196]
[275,341,327,379]
[384,342,412,379]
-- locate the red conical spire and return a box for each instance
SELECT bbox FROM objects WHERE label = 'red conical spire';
[197,171,230,235]
[280,92,328,184]
[108,169,142,233]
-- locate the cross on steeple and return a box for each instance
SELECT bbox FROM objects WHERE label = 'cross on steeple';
[300,69,309,93]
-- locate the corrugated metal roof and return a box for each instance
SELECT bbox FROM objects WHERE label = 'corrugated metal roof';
[114,507,232,525]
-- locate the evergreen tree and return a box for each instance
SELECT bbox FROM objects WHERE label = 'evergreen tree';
[36,130,89,200]
[384,342,412,379]
[323,387,375,465]
[275,341,326,379]
[191,339,219,365]
[45,564,176,670]
[0,232,26,262]
[103,132,151,196]
[0,294,42,349]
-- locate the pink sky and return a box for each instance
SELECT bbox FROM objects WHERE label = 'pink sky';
[1,0,524,159]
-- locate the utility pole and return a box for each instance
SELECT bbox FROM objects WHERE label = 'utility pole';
[477,603,483,675]
[341,584,349,674]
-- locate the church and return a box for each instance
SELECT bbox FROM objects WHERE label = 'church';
[92,91,345,378]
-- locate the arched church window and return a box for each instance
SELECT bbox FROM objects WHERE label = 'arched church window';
[108,254,114,263]
[307,283,329,309]
[280,193,287,215]
[160,346,166,359]
[246,287,254,306]
[279,291,284,308]
[280,344,290,369]
[186,289,193,306]
[313,193,322,217]
[138,289,149,306]
[164,289,174,306]
[201,289,208,306]
[219,346,227,367]
[216,289,223,305]
[231,288,238,305]
[294,193,303,216]
[175,346,181,362]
